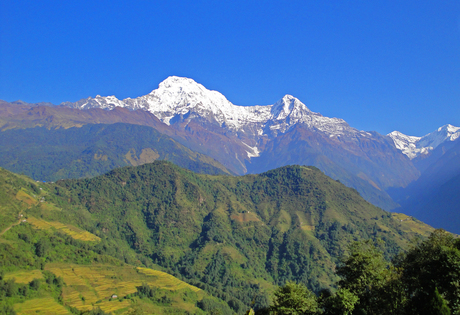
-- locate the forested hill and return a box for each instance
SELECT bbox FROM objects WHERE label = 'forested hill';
[52,161,433,311]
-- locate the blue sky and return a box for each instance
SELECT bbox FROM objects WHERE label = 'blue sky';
[1,1,459,136]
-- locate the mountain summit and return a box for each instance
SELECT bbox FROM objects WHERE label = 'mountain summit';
[63,76,366,141]
[388,124,460,160]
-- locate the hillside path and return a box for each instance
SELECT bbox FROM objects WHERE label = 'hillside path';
[0,214,23,237]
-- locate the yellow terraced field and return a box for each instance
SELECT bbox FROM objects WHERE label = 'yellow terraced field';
[15,190,37,206]
[39,202,61,212]
[45,263,201,313]
[5,269,43,283]
[137,267,201,292]
[391,213,434,236]
[14,297,71,315]
[27,216,100,242]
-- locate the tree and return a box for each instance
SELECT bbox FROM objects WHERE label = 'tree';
[35,239,50,257]
[0,304,16,315]
[322,288,359,315]
[398,229,460,314]
[29,279,41,290]
[336,241,389,314]
[429,287,451,315]
[270,281,318,315]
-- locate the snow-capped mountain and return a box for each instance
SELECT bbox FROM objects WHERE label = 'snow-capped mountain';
[388,124,460,159]
[62,76,365,142]
[59,76,420,211]
[3,75,457,227]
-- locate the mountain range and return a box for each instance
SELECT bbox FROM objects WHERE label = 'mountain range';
[1,76,459,232]
[33,77,422,210]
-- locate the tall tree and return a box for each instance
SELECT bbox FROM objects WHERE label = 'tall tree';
[336,241,389,314]
[270,281,318,315]
[429,287,451,315]
[398,229,460,314]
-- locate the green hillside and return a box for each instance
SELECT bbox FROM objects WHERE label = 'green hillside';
[0,163,434,313]
[51,161,433,312]
[0,167,232,315]
[0,123,232,182]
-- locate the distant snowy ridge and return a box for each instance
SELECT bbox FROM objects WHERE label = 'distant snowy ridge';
[62,76,366,142]
[388,124,460,159]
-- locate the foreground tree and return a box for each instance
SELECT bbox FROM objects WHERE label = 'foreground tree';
[335,240,397,314]
[267,230,459,315]
[321,287,359,315]
[398,229,460,314]
[270,281,318,315]
[429,287,451,315]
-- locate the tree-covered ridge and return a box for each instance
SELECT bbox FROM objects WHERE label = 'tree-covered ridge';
[53,161,432,312]
[0,123,232,182]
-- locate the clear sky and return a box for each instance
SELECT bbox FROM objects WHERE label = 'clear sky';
[1,0,460,136]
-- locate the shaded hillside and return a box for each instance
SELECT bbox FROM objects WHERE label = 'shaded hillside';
[0,102,254,175]
[247,126,417,210]
[0,123,232,181]
[403,174,460,234]
[389,138,460,233]
[55,161,433,311]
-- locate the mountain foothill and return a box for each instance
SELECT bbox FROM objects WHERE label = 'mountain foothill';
[0,76,458,314]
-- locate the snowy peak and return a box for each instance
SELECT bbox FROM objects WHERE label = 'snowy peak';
[418,124,460,148]
[156,76,201,90]
[62,76,366,142]
[388,124,460,159]
[263,94,354,137]
[61,95,125,110]
[271,95,311,118]
[387,131,422,159]
[141,76,237,124]
[153,76,227,104]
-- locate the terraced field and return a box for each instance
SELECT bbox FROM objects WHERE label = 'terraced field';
[15,189,37,206]
[26,216,100,242]
[5,269,43,283]
[391,213,434,236]
[137,267,201,292]
[14,297,71,315]
[42,263,203,313]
